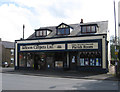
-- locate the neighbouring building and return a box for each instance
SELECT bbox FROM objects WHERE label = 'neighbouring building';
[0,39,14,67]
[15,20,110,73]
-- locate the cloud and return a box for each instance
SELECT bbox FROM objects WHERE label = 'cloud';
[0,0,118,41]
[0,3,36,41]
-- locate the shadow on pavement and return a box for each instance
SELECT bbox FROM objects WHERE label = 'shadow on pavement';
[2,67,119,81]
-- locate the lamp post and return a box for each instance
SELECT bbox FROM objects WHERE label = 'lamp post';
[23,24,25,39]
[114,0,118,76]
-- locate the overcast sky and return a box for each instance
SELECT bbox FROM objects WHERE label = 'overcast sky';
[0,0,119,42]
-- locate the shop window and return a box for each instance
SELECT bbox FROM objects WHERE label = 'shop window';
[19,53,26,67]
[26,53,34,68]
[80,58,84,66]
[81,24,98,33]
[79,52,101,67]
[19,53,34,68]
[55,61,63,68]
[54,52,67,68]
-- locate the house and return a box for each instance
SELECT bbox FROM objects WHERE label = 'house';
[0,39,14,67]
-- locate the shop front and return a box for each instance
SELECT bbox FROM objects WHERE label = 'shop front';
[15,35,108,72]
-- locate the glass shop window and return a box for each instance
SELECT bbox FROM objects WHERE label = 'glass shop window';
[26,53,34,68]
[79,52,101,67]
[19,53,34,67]
[19,53,26,67]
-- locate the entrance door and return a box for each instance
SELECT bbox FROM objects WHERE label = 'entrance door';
[70,52,77,70]
[34,54,39,70]
[34,53,46,70]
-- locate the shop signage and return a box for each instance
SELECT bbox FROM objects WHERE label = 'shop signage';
[67,43,98,50]
[20,44,65,51]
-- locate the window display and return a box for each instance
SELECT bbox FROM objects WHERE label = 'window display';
[19,53,26,67]
[90,58,95,66]
[55,61,63,68]
[84,58,89,66]
[95,58,101,66]
[79,51,102,67]
[80,58,84,66]
[72,56,75,63]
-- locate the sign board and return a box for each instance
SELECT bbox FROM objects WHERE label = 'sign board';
[20,42,99,51]
[20,44,65,51]
[115,52,118,55]
[115,49,119,55]
[67,43,98,50]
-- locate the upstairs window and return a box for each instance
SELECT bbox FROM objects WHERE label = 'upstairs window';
[35,29,51,37]
[11,49,14,55]
[56,23,73,35]
[81,24,98,33]
[57,28,70,35]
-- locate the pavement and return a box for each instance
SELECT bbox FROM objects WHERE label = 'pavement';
[1,67,120,81]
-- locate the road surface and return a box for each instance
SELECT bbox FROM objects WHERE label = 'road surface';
[2,73,119,90]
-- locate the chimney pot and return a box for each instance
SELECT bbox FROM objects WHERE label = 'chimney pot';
[80,19,83,23]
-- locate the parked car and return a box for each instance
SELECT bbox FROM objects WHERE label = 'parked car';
[2,62,9,67]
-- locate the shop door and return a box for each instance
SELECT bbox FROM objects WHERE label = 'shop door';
[34,53,46,70]
[70,52,77,70]
[34,54,39,70]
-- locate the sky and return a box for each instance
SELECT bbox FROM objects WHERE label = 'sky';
[0,0,120,42]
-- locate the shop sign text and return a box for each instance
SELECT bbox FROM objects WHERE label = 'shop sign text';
[20,44,65,51]
[67,43,98,50]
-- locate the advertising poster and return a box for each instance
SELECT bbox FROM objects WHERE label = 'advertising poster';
[80,58,84,66]
[95,58,101,66]
[84,58,89,66]
[90,58,95,66]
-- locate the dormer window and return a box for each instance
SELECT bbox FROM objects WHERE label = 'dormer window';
[81,24,98,33]
[56,23,73,35]
[35,29,51,37]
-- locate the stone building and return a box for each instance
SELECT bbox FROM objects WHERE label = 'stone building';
[0,39,14,67]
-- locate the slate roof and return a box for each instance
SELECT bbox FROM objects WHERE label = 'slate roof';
[0,41,14,49]
[27,21,108,40]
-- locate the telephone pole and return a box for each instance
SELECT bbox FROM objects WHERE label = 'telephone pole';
[114,0,118,76]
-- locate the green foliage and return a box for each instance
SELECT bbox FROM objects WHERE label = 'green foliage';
[110,45,120,60]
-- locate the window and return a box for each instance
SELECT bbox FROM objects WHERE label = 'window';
[11,49,14,55]
[57,28,70,35]
[35,29,51,37]
[79,52,102,67]
[56,23,73,35]
[11,58,14,64]
[81,25,97,33]
[36,30,47,37]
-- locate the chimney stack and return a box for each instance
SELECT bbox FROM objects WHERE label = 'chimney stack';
[80,19,83,23]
